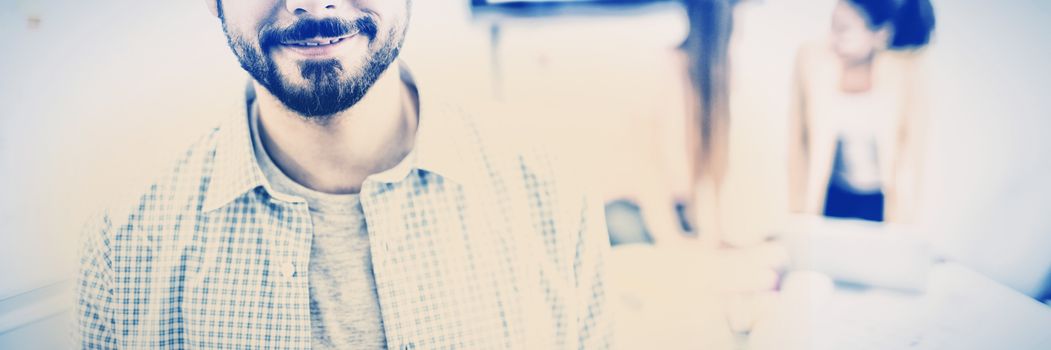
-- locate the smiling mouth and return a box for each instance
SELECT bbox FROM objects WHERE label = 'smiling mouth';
[282,37,348,47]
[280,31,358,47]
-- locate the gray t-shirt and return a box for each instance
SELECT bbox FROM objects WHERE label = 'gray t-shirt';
[250,107,387,349]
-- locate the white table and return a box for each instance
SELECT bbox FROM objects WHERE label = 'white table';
[610,245,1051,350]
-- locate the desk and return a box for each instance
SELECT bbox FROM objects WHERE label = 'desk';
[750,263,1051,349]
[610,245,1051,349]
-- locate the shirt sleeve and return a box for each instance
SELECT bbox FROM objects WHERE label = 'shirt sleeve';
[75,210,118,349]
[575,192,614,350]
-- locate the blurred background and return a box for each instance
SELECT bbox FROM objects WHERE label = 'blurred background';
[2,0,1050,348]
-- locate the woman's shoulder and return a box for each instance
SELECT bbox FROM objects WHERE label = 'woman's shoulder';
[875,48,930,91]
[880,46,930,71]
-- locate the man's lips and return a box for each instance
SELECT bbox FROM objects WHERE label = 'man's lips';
[279,32,357,47]
[277,33,363,58]
[275,29,361,58]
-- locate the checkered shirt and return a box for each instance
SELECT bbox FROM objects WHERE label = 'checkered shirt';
[75,82,613,349]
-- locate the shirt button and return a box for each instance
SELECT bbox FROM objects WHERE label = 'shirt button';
[282,261,296,278]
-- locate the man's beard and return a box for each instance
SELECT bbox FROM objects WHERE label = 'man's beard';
[223,15,405,119]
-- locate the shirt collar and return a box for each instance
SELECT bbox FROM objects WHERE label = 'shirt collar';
[202,63,474,212]
[380,62,476,184]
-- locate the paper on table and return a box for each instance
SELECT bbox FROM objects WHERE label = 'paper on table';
[784,217,934,292]
[748,263,1051,350]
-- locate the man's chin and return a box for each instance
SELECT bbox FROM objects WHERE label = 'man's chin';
[255,47,397,117]
[270,50,368,77]
[262,80,361,118]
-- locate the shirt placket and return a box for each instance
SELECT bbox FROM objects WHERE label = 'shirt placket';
[359,180,399,348]
[275,201,316,348]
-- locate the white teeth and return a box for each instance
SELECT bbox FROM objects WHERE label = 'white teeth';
[286,37,345,47]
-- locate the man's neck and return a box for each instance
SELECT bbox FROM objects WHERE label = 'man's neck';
[255,65,418,195]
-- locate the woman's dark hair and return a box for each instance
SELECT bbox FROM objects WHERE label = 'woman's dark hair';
[847,0,936,49]
[681,0,734,187]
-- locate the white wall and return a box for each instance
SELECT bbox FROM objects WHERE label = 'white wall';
[921,0,1051,297]
[1,1,240,299]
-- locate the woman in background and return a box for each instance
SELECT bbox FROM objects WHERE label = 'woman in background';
[788,0,935,223]
[607,0,736,245]
[675,0,736,242]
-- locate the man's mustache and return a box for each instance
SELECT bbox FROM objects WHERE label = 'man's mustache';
[260,16,378,49]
